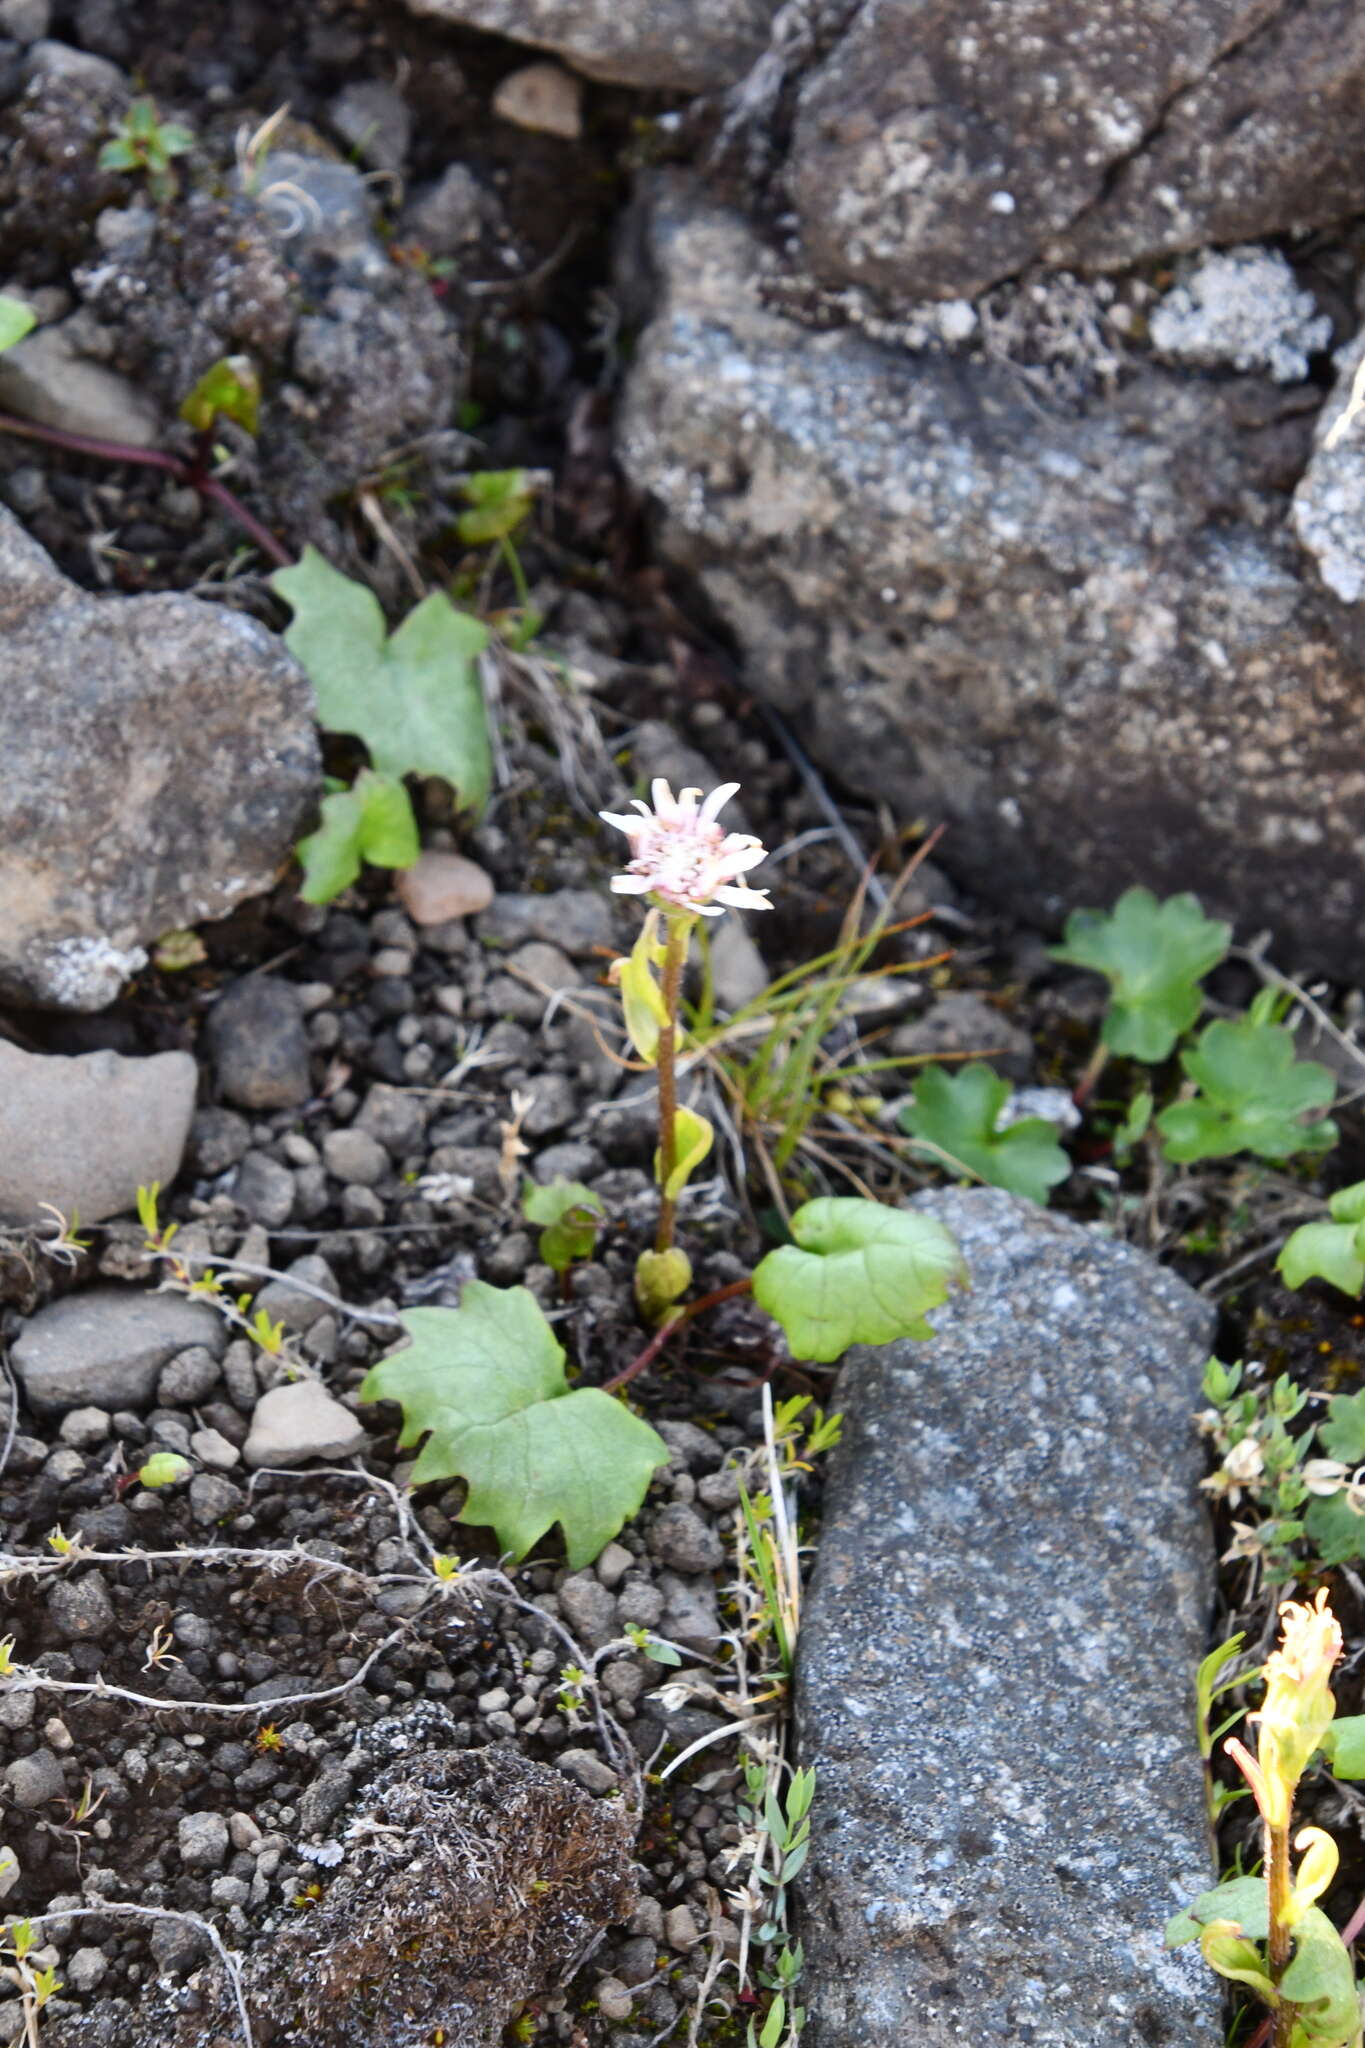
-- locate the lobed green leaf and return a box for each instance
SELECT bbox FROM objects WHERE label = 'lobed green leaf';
[898,1063,1071,1205]
[1156,1017,1336,1164]
[359,1286,669,1569]
[295,770,419,904]
[1050,887,1231,1061]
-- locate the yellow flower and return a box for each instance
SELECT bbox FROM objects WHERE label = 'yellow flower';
[1235,1589,1342,1826]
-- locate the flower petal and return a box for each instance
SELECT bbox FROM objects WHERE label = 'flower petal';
[609,873,654,894]
[699,782,741,825]
[650,778,680,820]
[714,884,773,911]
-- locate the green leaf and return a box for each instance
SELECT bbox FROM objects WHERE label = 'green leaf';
[1279,1221,1365,1299]
[1050,887,1231,1061]
[272,547,491,809]
[1164,1875,1270,1947]
[1279,1906,1361,2041]
[1331,1182,1365,1225]
[1320,1714,1365,1779]
[0,296,35,354]
[1156,1018,1337,1164]
[180,354,261,436]
[521,1179,604,1273]
[898,1064,1071,1205]
[295,769,420,905]
[1317,1390,1365,1467]
[1304,1490,1365,1568]
[752,1197,967,1364]
[456,468,536,545]
[611,909,669,1066]
[656,1105,714,1203]
[138,1452,192,1489]
[359,1287,669,1569]
[98,137,141,171]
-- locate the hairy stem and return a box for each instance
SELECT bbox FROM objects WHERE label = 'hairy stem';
[602,1277,754,1394]
[1267,1816,1293,2048]
[653,912,690,1254]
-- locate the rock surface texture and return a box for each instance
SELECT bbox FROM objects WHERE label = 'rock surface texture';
[0,1042,197,1225]
[788,0,1365,299]
[795,1187,1219,2047]
[620,181,1365,974]
[400,0,778,89]
[0,508,319,1008]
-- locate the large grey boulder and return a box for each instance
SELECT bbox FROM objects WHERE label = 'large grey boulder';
[0,1041,196,1226]
[795,1187,1219,2046]
[0,509,319,1008]
[788,0,1365,300]
[400,0,778,90]
[619,182,1365,974]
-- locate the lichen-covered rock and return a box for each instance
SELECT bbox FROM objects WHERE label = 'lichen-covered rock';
[1294,331,1365,604]
[787,0,1365,300]
[0,507,318,1008]
[796,1187,1219,2046]
[400,0,777,90]
[619,181,1365,975]
[1149,246,1332,384]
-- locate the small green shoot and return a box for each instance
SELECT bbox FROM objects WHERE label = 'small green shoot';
[898,1062,1071,1204]
[296,769,420,904]
[180,353,261,437]
[0,297,35,353]
[1051,886,1231,1061]
[521,1179,605,1275]
[99,97,194,202]
[1156,996,1337,1164]
[137,1452,192,1490]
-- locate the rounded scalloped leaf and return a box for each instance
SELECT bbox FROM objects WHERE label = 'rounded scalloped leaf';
[751,1197,966,1364]
[1050,887,1231,1062]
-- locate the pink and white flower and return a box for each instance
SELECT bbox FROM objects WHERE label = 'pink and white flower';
[599,779,772,918]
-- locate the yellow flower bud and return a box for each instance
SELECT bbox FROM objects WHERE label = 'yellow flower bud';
[1252,1589,1342,1826]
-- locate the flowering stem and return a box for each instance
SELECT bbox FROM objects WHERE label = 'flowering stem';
[654,911,691,1255]
[1267,1817,1293,2047]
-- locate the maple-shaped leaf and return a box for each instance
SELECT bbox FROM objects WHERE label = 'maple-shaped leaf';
[1156,1016,1337,1163]
[296,770,419,904]
[272,547,491,809]
[1050,887,1231,1061]
[359,1284,668,1568]
[899,1063,1070,1205]
[752,1196,966,1364]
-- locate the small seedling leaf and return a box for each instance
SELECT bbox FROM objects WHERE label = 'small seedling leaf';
[611,910,669,1066]
[1278,1905,1361,2038]
[1321,1714,1365,1779]
[1278,1219,1365,1299]
[138,1452,192,1490]
[180,353,261,435]
[456,468,536,545]
[634,1245,691,1324]
[752,1196,966,1364]
[521,1179,605,1273]
[0,296,35,353]
[1164,1875,1269,1947]
[273,547,492,808]
[296,770,420,905]
[1156,1017,1337,1164]
[1050,887,1231,1061]
[657,1104,714,1203]
[898,1063,1070,1205]
[359,1286,669,1568]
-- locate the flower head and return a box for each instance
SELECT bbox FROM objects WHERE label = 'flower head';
[1232,1587,1343,1825]
[599,779,771,919]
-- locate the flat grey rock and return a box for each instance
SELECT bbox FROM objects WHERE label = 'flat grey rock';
[11,1288,227,1417]
[795,1187,1220,2048]
[0,1040,196,1225]
[399,0,777,90]
[0,508,318,1009]
[243,1382,368,1468]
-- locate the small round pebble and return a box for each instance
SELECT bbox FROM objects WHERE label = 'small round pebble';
[395,850,494,924]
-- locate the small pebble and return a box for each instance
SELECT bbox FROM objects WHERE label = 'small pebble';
[395,850,494,924]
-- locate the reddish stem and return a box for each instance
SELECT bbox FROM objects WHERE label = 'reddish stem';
[1341,1894,1365,1951]
[0,409,291,568]
[601,1276,754,1394]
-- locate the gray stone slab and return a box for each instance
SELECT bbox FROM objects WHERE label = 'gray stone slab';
[795,1187,1221,2047]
